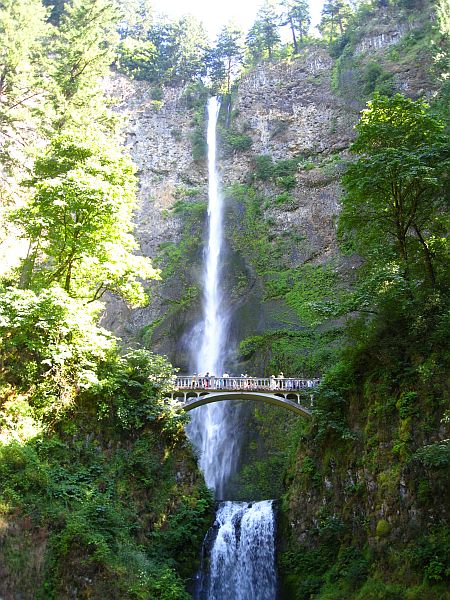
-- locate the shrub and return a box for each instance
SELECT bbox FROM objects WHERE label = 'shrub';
[414,441,450,469]
[356,579,404,600]
[191,127,206,161]
[0,286,114,412]
[396,391,419,419]
[376,519,391,538]
[151,86,164,100]
[222,130,252,153]
[276,174,296,190]
[254,154,274,180]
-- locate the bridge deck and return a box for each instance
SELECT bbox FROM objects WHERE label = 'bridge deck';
[171,376,319,417]
[174,375,319,392]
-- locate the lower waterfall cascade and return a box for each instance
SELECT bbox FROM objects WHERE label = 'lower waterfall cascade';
[187,96,278,599]
[195,501,277,600]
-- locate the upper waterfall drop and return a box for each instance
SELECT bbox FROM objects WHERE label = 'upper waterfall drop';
[187,96,242,498]
[196,96,227,375]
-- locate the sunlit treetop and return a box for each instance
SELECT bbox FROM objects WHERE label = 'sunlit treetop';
[353,93,446,152]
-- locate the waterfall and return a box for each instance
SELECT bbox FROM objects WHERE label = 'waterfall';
[188,97,277,599]
[196,96,226,373]
[187,97,242,499]
[197,501,277,600]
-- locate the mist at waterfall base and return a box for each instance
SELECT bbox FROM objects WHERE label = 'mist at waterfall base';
[186,97,278,599]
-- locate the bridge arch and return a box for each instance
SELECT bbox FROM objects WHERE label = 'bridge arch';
[178,391,311,418]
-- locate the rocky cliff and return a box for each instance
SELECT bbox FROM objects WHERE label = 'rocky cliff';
[103,3,437,371]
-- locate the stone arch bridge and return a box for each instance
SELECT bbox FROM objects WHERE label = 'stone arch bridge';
[170,376,320,418]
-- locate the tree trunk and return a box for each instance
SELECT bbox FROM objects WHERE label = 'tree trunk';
[64,248,78,294]
[413,224,436,286]
[19,234,41,289]
[289,18,298,53]
[64,260,73,293]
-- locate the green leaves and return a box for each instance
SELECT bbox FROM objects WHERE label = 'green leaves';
[0,0,49,163]
[246,1,281,62]
[50,0,120,105]
[95,349,182,432]
[353,94,445,152]
[279,0,311,50]
[207,23,245,92]
[117,14,208,86]
[340,93,449,298]
[319,0,353,45]
[0,286,114,419]
[414,441,450,469]
[12,132,158,303]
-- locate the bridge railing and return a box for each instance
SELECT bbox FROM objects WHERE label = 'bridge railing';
[174,376,320,391]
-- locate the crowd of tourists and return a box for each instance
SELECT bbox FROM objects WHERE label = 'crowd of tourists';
[176,373,319,391]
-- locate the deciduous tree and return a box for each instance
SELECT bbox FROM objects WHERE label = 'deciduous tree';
[340,94,449,291]
[13,132,158,304]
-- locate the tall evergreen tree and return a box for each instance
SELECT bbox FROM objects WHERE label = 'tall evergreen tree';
[279,0,310,52]
[209,23,244,93]
[118,0,153,40]
[42,0,68,24]
[50,0,120,128]
[118,14,208,85]
[319,0,353,44]
[171,16,208,84]
[246,0,281,62]
[0,0,49,134]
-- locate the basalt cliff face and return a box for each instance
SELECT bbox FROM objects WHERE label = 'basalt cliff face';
[103,7,436,368]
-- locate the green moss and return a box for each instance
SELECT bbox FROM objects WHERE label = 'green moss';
[355,578,404,600]
[376,519,391,538]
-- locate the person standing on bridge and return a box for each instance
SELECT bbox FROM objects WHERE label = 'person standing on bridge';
[205,372,210,388]
[192,373,197,389]
[223,373,229,389]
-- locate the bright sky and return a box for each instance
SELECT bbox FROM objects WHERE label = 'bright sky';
[150,0,324,39]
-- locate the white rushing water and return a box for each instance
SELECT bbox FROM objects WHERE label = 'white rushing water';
[199,501,277,600]
[188,97,277,600]
[196,96,227,373]
[187,97,241,499]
